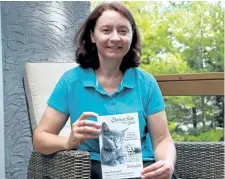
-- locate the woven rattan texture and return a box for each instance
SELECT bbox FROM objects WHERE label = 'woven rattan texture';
[28,142,224,179]
[28,150,90,179]
[175,142,224,179]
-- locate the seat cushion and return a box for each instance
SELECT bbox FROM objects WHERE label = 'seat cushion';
[24,62,77,136]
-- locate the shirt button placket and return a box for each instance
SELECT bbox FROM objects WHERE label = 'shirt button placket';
[108,94,116,114]
[109,106,115,113]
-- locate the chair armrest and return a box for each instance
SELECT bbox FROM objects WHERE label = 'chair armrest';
[175,142,224,179]
[28,150,90,179]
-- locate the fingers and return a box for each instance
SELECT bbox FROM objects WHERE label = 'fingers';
[71,112,100,141]
[66,112,100,150]
[142,161,163,178]
[77,119,100,129]
[142,172,170,179]
[76,112,100,129]
[142,166,167,179]
[154,172,171,179]
[72,123,101,140]
[76,125,101,136]
[142,161,163,173]
[78,112,99,121]
[141,160,174,179]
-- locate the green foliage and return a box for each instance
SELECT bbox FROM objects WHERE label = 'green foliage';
[171,129,224,142]
[140,53,193,75]
[123,1,224,73]
[123,1,224,142]
[90,1,224,142]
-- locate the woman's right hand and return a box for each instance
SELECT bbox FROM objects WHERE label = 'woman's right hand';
[65,112,101,150]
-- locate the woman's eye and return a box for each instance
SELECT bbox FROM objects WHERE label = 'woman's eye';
[102,29,110,33]
[119,29,128,34]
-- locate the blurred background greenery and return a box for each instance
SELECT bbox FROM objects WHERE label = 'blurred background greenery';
[91,1,224,142]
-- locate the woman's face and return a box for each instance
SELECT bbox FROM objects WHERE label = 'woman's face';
[91,10,133,62]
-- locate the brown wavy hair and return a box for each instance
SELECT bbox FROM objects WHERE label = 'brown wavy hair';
[74,2,141,72]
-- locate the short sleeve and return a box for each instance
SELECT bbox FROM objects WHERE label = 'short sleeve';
[47,73,69,115]
[146,77,166,115]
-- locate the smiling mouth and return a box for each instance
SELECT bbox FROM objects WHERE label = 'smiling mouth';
[107,46,122,49]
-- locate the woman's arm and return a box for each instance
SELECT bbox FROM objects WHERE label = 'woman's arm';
[141,110,176,179]
[148,110,176,166]
[33,106,101,155]
[33,106,71,155]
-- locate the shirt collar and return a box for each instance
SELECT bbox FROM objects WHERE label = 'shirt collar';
[83,67,135,89]
[121,68,135,89]
[83,68,97,88]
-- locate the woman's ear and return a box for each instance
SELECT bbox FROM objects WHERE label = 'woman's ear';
[90,31,95,43]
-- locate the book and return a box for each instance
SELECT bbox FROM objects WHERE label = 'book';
[98,112,143,179]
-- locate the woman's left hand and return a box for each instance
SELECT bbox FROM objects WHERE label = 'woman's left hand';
[141,160,174,179]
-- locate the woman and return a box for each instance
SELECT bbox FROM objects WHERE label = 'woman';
[33,2,177,179]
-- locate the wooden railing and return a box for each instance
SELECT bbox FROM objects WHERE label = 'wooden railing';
[155,72,224,96]
[154,72,224,178]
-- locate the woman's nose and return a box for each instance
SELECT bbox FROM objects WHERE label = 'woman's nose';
[110,31,121,41]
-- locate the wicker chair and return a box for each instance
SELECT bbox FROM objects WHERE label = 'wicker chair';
[24,63,224,179]
[27,142,224,179]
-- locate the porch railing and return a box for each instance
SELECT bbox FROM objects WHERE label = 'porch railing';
[155,72,224,96]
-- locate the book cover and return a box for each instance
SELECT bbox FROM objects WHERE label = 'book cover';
[98,112,143,179]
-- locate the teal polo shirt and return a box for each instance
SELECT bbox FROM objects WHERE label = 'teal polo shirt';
[48,66,166,161]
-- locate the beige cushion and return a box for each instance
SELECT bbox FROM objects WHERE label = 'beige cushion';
[24,62,78,136]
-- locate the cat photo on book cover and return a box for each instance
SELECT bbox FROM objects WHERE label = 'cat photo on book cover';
[100,122,141,167]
